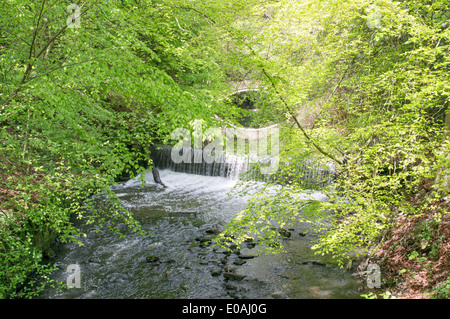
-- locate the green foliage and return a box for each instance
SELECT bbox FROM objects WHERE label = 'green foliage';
[217,0,450,270]
[361,290,397,299]
[0,213,65,299]
[1,0,448,298]
[0,0,240,298]
[431,276,450,299]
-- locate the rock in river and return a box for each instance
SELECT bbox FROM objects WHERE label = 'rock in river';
[211,268,222,277]
[205,228,221,235]
[223,272,245,281]
[238,254,257,259]
[146,256,160,263]
[233,259,247,266]
[278,228,291,238]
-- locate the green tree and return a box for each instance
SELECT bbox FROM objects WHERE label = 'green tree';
[0,0,240,298]
[217,0,449,270]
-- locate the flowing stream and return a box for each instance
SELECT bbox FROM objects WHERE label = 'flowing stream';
[38,148,364,299]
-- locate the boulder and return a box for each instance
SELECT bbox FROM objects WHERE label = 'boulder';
[211,268,222,276]
[205,228,221,235]
[238,254,257,259]
[146,255,160,263]
[278,229,291,238]
[223,272,246,281]
[197,235,217,245]
[225,283,237,290]
[233,259,247,266]
[271,292,286,299]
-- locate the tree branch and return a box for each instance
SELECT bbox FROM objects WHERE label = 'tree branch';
[1,1,96,107]
[24,57,101,84]
[259,66,343,165]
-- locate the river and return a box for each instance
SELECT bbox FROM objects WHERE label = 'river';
[37,168,364,299]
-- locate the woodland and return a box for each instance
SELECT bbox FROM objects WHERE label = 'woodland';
[0,0,449,299]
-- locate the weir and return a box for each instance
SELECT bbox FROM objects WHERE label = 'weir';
[149,144,336,188]
[150,144,265,180]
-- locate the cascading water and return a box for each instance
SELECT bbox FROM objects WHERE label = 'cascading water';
[37,145,363,299]
[149,144,336,186]
[150,145,257,180]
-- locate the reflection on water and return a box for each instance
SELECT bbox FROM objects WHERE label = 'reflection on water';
[38,170,363,299]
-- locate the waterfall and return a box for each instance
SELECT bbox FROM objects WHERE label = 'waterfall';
[149,145,336,187]
[149,145,260,180]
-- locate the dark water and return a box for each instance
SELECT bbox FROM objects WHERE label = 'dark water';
[38,170,363,299]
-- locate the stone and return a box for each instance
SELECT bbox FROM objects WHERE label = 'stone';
[225,283,237,290]
[271,292,286,299]
[198,235,217,247]
[205,228,221,235]
[238,254,257,259]
[299,232,307,237]
[197,235,217,243]
[146,255,160,263]
[213,246,226,253]
[223,272,245,281]
[211,268,222,276]
[278,228,291,238]
[233,259,246,266]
